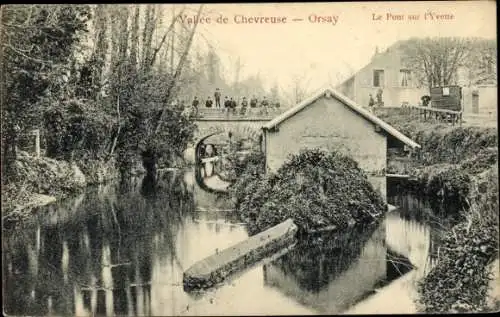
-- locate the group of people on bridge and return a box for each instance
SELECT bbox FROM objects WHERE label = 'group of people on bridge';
[189,88,282,117]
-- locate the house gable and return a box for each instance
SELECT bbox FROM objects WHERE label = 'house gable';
[263,92,390,199]
[263,87,421,150]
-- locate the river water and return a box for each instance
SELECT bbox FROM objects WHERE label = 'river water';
[3,169,447,316]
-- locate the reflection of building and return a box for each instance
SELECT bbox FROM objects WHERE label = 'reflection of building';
[262,224,387,314]
[262,87,420,200]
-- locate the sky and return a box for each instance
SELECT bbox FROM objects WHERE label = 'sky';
[179,1,496,92]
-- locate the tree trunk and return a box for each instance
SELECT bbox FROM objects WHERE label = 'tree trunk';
[129,5,140,72]
[141,148,158,179]
[91,5,108,100]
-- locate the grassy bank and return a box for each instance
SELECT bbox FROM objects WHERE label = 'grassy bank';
[377,108,497,167]
[378,108,497,213]
[376,108,499,312]
[417,166,499,312]
[1,151,121,223]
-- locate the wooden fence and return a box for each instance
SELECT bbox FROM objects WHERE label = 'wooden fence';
[18,129,41,157]
[401,105,463,126]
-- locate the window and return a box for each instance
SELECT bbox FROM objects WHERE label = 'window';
[400,69,411,87]
[373,69,385,87]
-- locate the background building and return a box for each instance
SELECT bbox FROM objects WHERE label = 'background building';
[336,40,497,115]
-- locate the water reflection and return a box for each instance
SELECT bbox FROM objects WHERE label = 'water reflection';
[342,192,446,314]
[4,171,196,316]
[3,174,445,316]
[387,193,442,278]
[263,224,387,314]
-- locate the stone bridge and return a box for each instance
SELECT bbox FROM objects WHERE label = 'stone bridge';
[184,108,276,163]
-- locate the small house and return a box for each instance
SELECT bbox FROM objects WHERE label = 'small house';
[261,87,421,201]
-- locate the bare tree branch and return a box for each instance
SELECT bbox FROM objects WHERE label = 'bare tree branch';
[153,4,204,135]
[108,97,121,160]
[148,8,186,68]
[3,42,51,65]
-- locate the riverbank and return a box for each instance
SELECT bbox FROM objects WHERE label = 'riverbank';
[379,108,497,176]
[376,108,499,312]
[1,151,126,224]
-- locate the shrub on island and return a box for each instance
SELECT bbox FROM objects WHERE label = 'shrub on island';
[231,149,387,235]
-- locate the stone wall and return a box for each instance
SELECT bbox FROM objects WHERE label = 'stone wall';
[183,219,298,290]
[193,119,269,147]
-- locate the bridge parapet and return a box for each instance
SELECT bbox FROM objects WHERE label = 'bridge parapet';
[196,108,280,121]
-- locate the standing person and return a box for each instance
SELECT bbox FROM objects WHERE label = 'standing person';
[250,96,258,115]
[224,96,231,111]
[376,89,384,108]
[214,88,221,108]
[250,96,258,108]
[240,97,248,115]
[205,96,213,108]
[192,96,199,117]
[274,100,281,113]
[260,96,269,114]
[421,95,431,107]
[368,94,375,111]
[230,97,237,114]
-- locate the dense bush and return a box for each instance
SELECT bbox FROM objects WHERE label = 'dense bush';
[232,149,386,235]
[76,157,120,185]
[228,151,266,207]
[415,164,471,210]
[9,151,86,196]
[417,166,499,313]
[460,147,498,175]
[2,151,87,219]
[379,108,498,211]
[377,108,498,167]
[412,126,497,165]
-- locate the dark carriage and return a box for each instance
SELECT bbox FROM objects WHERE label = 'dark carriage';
[429,85,463,112]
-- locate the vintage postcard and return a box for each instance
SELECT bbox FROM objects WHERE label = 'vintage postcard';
[1,1,498,316]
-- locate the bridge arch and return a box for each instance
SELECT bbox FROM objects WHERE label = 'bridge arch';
[194,124,262,148]
[193,124,262,163]
[183,115,273,165]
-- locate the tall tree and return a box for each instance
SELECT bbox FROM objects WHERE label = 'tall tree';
[1,5,91,173]
[465,38,497,85]
[400,37,474,91]
[287,72,311,104]
[232,56,244,96]
[269,82,280,102]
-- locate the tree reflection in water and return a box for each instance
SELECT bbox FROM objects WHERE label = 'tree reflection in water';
[3,170,195,316]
